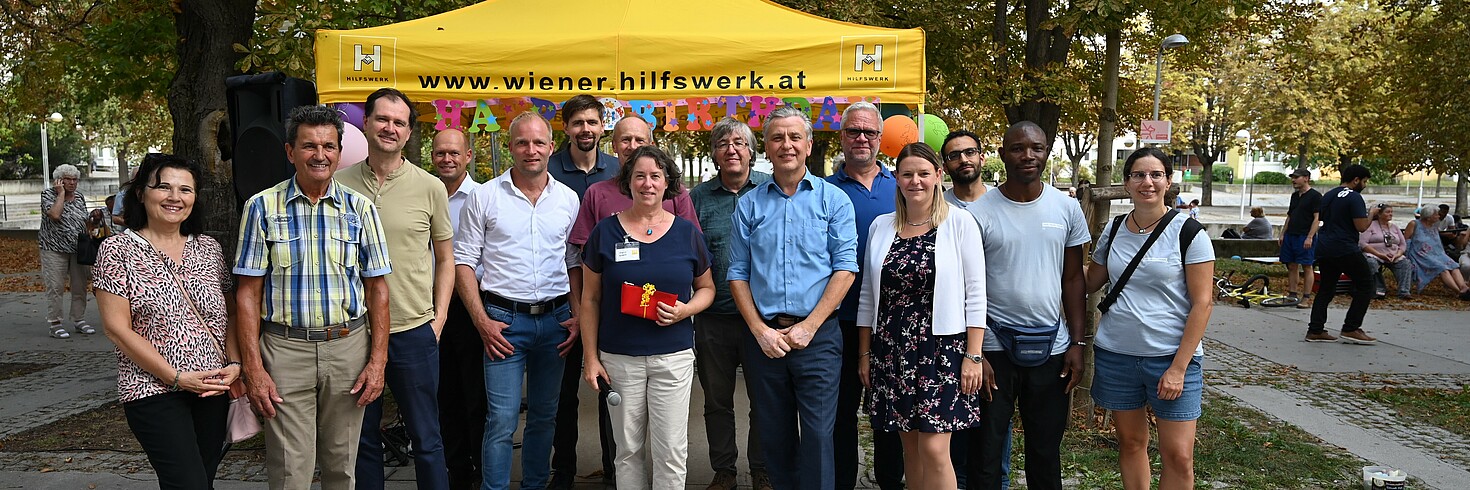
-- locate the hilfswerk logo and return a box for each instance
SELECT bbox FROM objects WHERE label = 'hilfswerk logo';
[339,35,396,88]
[854,44,883,72]
[354,44,382,72]
[839,36,897,89]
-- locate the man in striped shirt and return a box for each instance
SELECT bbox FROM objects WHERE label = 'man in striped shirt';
[234,105,394,490]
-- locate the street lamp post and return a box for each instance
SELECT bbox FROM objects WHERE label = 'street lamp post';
[1152,34,1190,121]
[40,112,64,188]
[1236,129,1251,220]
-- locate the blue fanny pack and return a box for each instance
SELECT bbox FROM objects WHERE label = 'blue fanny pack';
[987,318,1060,368]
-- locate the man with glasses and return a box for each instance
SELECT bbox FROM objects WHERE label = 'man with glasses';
[824,101,899,490]
[942,130,991,209]
[689,117,774,490]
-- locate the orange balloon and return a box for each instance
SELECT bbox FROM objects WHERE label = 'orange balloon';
[880,115,919,158]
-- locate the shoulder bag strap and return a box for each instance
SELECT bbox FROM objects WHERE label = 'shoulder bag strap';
[1099,210,1179,313]
[126,230,227,364]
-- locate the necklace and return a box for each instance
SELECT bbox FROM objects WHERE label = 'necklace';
[639,214,665,235]
[906,217,933,227]
[1130,211,1167,233]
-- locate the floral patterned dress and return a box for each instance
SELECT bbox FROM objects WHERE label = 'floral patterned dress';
[867,229,983,433]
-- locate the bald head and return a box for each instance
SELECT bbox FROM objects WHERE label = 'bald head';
[432,128,473,182]
[611,116,654,163]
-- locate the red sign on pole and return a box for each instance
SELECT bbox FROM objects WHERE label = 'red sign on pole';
[1140,120,1171,144]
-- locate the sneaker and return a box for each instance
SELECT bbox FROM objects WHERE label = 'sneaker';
[1305,331,1337,342]
[706,470,737,490]
[1374,291,1387,300]
[1340,330,1378,345]
[1399,293,1413,300]
[751,470,774,490]
[1459,290,1470,301]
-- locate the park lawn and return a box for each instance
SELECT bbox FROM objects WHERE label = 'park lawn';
[1011,394,1362,489]
[1359,385,1470,439]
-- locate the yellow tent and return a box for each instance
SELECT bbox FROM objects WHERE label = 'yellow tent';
[314,0,925,131]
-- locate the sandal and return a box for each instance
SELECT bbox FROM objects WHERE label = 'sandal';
[74,321,97,335]
[49,323,71,339]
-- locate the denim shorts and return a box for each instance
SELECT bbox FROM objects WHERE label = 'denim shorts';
[1091,347,1203,421]
[1279,233,1316,265]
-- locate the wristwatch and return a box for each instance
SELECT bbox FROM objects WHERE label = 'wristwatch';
[963,353,984,364]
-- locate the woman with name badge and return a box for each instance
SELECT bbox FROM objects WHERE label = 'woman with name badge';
[580,146,714,489]
[92,154,241,489]
[857,143,987,490]
[1084,147,1214,490]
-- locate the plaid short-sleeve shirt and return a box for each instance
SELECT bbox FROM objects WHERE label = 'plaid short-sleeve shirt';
[234,178,392,328]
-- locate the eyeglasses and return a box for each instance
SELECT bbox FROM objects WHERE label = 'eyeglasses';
[1127,171,1169,182]
[715,141,749,151]
[843,128,881,140]
[945,147,982,162]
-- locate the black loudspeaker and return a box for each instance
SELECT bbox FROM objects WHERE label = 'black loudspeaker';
[226,72,317,208]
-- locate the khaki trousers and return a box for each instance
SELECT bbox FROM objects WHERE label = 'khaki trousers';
[601,349,695,490]
[261,328,369,490]
[39,249,90,324]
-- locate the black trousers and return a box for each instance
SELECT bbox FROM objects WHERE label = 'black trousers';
[123,391,229,490]
[967,353,1068,490]
[551,337,617,480]
[440,295,487,490]
[1309,252,1375,333]
[836,319,903,489]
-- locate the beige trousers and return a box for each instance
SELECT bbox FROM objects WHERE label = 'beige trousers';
[260,328,369,490]
[39,249,90,324]
[601,349,695,490]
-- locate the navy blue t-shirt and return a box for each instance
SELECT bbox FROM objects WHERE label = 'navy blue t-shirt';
[583,215,710,356]
[1315,185,1368,258]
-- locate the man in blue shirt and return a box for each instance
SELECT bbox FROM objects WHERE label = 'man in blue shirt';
[689,117,774,490]
[1305,164,1378,344]
[823,101,900,490]
[729,106,858,489]
[544,94,620,490]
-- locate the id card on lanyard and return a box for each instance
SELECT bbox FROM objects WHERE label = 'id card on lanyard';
[615,240,641,262]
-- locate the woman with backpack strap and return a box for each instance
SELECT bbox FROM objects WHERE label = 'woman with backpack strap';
[1083,147,1215,490]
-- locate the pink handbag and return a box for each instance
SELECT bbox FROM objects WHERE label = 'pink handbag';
[225,383,261,443]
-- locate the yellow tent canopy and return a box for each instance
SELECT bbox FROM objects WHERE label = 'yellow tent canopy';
[314,0,925,131]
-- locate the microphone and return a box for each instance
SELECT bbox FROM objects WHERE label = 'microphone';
[598,376,622,406]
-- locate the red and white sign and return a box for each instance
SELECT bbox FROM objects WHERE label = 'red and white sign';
[1140,120,1172,144]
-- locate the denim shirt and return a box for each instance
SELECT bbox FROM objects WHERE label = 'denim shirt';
[728,171,858,319]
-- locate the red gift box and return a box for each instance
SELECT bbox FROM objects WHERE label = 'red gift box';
[621,282,677,321]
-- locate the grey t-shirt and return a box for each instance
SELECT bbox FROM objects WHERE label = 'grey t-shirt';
[1092,213,1215,357]
[968,186,1091,354]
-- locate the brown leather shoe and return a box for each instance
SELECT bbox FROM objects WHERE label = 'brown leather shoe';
[706,470,737,490]
[1304,331,1337,342]
[1340,329,1378,345]
[751,470,774,490]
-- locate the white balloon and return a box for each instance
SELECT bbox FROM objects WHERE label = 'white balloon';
[339,123,369,169]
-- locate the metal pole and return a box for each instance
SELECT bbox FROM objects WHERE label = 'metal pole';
[1238,144,1247,220]
[1247,149,1255,209]
[1152,50,1165,121]
[41,121,52,189]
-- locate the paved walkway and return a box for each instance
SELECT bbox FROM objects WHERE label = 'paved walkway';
[1,284,1468,488]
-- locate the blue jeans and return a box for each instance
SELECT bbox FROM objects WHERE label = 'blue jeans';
[743,317,841,490]
[481,302,571,490]
[357,322,449,490]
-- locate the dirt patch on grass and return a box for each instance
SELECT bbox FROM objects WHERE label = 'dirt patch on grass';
[0,401,265,463]
[0,237,38,275]
[0,363,53,382]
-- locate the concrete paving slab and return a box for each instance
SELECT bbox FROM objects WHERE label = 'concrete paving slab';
[1218,384,1470,490]
[1206,304,1470,375]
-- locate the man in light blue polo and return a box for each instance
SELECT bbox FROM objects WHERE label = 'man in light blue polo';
[728,106,858,489]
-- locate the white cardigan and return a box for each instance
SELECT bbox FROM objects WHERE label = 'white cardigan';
[856,212,987,335]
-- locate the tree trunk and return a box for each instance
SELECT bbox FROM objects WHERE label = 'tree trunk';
[168,0,256,256]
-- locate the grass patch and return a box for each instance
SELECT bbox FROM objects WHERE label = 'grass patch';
[1359,385,1470,439]
[1053,394,1361,488]
[0,362,53,382]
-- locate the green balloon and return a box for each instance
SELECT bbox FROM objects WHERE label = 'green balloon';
[919,114,949,152]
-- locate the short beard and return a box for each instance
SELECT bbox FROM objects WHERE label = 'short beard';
[949,170,980,185]
[575,139,597,152]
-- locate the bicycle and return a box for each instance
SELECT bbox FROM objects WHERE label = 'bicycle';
[1215,271,1299,308]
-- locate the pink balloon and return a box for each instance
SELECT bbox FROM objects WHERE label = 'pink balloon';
[336,102,366,129]
[339,123,369,169]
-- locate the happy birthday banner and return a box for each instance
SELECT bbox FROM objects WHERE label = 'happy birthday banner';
[427,95,889,133]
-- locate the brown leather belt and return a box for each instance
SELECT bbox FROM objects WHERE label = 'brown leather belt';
[768,313,831,328]
[262,316,365,342]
